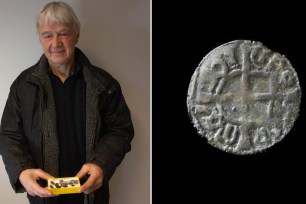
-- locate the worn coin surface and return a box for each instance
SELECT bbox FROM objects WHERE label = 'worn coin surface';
[187,40,301,154]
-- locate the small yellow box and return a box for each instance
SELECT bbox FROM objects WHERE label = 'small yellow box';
[48,177,80,195]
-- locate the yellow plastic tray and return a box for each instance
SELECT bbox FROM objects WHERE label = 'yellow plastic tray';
[48,177,80,195]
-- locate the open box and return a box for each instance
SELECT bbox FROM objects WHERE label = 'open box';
[48,177,80,195]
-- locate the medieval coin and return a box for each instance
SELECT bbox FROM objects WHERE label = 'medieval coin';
[187,40,301,154]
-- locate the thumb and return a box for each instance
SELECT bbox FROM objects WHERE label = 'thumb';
[36,169,54,180]
[75,164,89,179]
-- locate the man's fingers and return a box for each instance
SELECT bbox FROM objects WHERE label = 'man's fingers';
[26,182,53,197]
[33,187,53,197]
[79,176,96,194]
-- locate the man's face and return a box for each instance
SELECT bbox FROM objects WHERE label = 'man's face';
[38,23,79,68]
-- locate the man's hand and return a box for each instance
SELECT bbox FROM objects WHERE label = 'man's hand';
[19,169,55,197]
[76,163,104,194]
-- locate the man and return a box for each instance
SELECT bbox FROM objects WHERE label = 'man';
[0,1,134,204]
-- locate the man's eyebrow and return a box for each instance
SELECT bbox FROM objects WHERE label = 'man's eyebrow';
[40,31,52,35]
[58,29,70,33]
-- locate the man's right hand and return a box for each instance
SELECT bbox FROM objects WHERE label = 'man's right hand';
[19,169,55,197]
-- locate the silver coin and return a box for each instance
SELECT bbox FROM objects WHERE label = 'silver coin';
[187,40,301,155]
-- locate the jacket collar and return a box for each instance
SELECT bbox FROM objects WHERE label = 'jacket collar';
[27,47,106,94]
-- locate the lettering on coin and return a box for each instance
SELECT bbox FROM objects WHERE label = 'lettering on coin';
[187,40,301,154]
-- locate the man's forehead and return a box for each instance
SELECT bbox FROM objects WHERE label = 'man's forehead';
[38,23,73,32]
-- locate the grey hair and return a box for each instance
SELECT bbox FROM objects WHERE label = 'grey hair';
[36,1,80,34]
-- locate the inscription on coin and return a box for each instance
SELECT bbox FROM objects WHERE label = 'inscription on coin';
[187,40,301,154]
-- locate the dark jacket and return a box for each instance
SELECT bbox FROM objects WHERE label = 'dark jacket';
[0,48,134,204]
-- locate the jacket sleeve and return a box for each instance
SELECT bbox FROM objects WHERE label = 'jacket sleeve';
[0,81,36,193]
[89,80,134,181]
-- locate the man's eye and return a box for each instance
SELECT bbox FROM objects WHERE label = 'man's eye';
[42,34,52,38]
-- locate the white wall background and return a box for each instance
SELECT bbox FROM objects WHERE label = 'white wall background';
[0,0,150,204]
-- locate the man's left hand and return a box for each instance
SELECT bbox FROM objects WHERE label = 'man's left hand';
[76,163,104,194]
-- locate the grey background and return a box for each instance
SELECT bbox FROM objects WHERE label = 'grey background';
[0,0,150,204]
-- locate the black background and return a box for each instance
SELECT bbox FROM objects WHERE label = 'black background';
[153,1,305,203]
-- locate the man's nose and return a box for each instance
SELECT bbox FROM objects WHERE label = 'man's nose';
[52,35,62,46]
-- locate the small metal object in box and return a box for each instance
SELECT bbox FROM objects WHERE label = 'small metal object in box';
[48,177,80,194]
